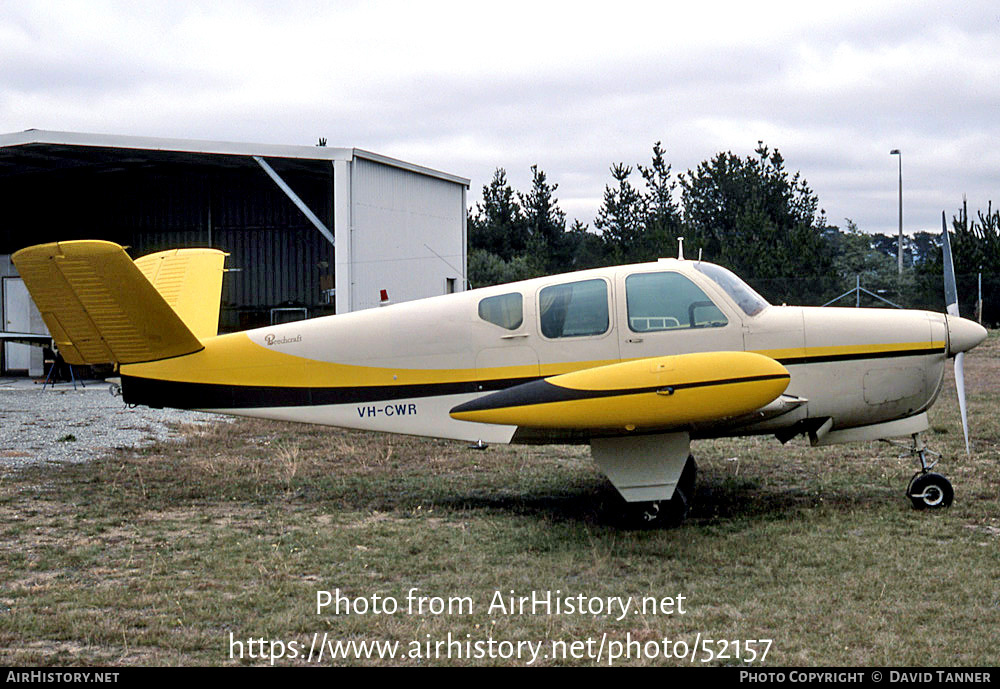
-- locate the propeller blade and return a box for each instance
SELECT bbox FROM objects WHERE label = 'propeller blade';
[942,211,972,455]
[955,352,971,456]
[942,211,959,317]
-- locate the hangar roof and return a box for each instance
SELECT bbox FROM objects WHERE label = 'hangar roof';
[0,129,470,187]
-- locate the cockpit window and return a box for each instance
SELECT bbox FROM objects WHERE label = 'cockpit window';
[625,272,728,332]
[693,262,770,317]
[478,292,523,330]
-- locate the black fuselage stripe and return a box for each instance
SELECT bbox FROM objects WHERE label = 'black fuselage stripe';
[776,347,943,366]
[121,375,539,410]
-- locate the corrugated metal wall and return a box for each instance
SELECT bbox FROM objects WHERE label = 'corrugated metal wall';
[350,158,465,311]
[1,158,336,331]
[115,163,335,329]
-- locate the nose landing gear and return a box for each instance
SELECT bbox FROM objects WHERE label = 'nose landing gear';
[907,471,954,510]
[890,433,954,510]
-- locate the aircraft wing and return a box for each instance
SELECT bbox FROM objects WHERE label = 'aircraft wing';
[450,351,790,433]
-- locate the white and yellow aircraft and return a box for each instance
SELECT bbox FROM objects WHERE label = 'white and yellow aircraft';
[12,222,986,526]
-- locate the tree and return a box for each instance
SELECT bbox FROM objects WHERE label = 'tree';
[637,141,684,259]
[594,142,685,263]
[909,232,939,266]
[519,165,570,273]
[564,219,609,270]
[951,199,1000,274]
[468,168,528,261]
[467,166,577,287]
[467,248,542,288]
[829,221,894,280]
[822,220,908,305]
[594,162,644,262]
[948,199,999,324]
[678,141,834,304]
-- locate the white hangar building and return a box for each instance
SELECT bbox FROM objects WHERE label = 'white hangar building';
[0,130,469,376]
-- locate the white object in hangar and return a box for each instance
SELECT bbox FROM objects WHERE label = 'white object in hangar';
[2,276,47,377]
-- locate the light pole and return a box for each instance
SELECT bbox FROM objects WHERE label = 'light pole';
[890,149,902,275]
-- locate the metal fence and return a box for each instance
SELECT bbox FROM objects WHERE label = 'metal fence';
[744,272,995,326]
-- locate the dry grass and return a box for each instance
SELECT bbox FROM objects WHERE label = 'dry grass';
[0,333,997,666]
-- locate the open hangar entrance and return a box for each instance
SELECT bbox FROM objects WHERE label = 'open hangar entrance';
[0,130,469,375]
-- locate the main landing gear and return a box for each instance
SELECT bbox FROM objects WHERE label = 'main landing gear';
[894,433,954,510]
[628,455,697,528]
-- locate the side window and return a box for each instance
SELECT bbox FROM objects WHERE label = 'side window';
[626,272,728,332]
[478,292,523,330]
[539,279,609,338]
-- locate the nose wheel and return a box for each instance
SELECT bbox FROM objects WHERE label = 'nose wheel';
[907,472,954,510]
[890,433,954,511]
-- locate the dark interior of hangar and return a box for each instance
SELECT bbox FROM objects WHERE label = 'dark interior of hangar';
[0,145,336,331]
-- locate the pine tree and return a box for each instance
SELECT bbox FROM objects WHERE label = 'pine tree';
[637,141,683,259]
[519,165,569,272]
[468,168,528,261]
[595,163,644,262]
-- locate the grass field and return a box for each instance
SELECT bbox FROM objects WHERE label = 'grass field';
[1,333,997,666]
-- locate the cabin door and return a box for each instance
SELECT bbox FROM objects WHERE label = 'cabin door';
[615,268,743,361]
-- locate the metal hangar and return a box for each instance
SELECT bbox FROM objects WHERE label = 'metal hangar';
[0,130,470,375]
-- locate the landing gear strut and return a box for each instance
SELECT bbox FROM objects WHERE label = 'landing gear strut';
[628,455,697,528]
[894,433,954,510]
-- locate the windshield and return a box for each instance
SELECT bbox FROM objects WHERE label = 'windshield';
[693,262,770,317]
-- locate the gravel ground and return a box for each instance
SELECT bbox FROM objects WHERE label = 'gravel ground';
[0,377,220,471]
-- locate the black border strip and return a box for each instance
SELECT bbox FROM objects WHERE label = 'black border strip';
[121,375,539,410]
[776,347,943,366]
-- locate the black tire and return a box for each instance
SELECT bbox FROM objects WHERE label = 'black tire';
[907,472,954,510]
[678,454,698,500]
[658,488,689,527]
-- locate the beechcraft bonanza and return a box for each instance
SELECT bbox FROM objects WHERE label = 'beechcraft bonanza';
[12,217,987,526]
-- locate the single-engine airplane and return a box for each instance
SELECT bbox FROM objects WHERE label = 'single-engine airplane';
[11,217,986,526]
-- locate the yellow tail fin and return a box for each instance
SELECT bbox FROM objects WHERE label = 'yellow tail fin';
[134,247,227,340]
[12,240,205,365]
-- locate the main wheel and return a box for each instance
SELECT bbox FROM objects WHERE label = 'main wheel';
[626,455,697,528]
[629,490,688,529]
[678,454,698,500]
[907,472,954,510]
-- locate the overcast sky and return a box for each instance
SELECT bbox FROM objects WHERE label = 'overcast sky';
[2,1,998,236]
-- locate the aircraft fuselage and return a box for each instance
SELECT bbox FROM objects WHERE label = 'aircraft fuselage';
[119,259,953,446]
